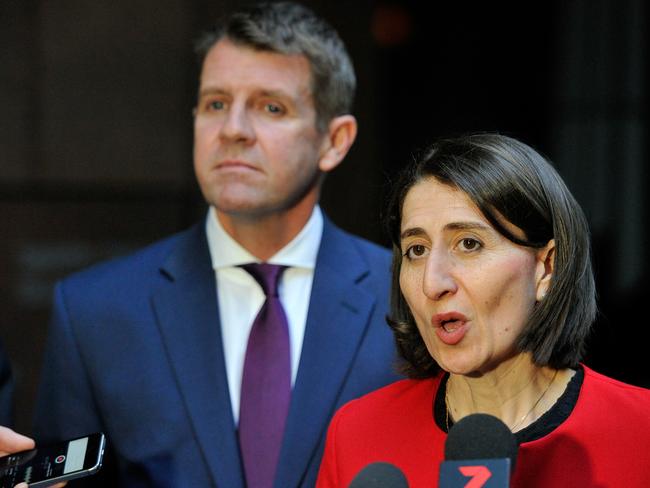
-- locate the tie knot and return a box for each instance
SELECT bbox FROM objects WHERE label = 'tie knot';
[241,263,286,297]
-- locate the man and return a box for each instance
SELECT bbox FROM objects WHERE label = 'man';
[0,340,13,427]
[0,343,65,488]
[33,2,399,487]
[0,427,67,488]
[0,341,26,488]
[0,426,36,488]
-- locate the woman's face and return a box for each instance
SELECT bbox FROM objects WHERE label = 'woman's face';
[398,177,553,376]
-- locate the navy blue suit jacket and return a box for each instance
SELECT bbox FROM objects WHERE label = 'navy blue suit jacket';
[34,217,400,487]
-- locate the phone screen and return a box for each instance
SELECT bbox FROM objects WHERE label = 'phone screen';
[0,433,105,488]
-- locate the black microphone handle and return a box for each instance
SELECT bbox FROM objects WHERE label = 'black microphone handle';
[348,462,409,488]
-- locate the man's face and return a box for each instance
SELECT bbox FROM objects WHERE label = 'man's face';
[193,38,328,221]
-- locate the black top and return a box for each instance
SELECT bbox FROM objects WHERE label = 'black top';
[434,366,584,443]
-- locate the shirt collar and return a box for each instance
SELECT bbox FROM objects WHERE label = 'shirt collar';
[205,206,323,270]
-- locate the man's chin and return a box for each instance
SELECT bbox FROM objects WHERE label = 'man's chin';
[210,200,278,221]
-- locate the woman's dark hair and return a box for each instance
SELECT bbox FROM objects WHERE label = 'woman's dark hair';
[385,133,597,378]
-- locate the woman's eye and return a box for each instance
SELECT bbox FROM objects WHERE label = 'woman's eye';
[459,238,481,252]
[404,244,429,260]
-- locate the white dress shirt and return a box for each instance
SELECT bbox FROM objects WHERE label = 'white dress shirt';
[205,206,323,424]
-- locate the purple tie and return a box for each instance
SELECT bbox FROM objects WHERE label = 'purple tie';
[239,263,291,488]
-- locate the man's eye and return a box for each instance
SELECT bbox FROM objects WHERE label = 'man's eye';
[265,103,283,114]
[208,100,225,110]
[404,244,429,260]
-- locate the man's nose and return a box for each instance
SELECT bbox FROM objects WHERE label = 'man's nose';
[219,103,255,143]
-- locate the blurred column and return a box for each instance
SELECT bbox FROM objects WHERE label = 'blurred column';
[550,0,647,293]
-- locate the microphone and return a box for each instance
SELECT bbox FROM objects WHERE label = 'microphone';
[348,462,409,487]
[439,413,518,487]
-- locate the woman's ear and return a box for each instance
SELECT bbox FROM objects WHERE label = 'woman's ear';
[318,115,358,173]
[535,239,556,301]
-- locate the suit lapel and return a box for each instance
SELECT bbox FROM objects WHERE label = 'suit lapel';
[275,219,377,488]
[152,224,245,488]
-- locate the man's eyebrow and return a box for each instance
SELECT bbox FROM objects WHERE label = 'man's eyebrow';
[197,87,293,98]
[198,87,227,97]
[257,89,292,99]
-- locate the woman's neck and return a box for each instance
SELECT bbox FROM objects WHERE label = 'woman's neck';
[445,352,574,432]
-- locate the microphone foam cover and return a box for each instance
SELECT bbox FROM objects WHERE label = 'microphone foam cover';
[444,413,518,469]
[348,462,409,487]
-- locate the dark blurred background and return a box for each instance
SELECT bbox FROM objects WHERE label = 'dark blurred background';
[1,0,647,434]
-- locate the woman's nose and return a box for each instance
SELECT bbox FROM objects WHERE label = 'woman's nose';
[422,252,458,300]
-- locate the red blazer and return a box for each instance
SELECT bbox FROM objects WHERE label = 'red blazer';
[317,366,650,487]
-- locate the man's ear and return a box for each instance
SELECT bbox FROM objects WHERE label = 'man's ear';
[535,239,556,301]
[318,115,358,173]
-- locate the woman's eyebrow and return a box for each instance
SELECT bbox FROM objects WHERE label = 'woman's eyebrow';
[400,221,491,241]
[400,227,426,240]
[444,221,492,232]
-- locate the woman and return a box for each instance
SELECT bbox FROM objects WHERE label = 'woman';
[316,134,650,487]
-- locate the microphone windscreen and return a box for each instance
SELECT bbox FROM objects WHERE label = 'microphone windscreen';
[348,462,409,487]
[444,413,518,470]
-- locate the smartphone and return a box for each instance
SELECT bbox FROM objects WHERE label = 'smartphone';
[0,432,105,488]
